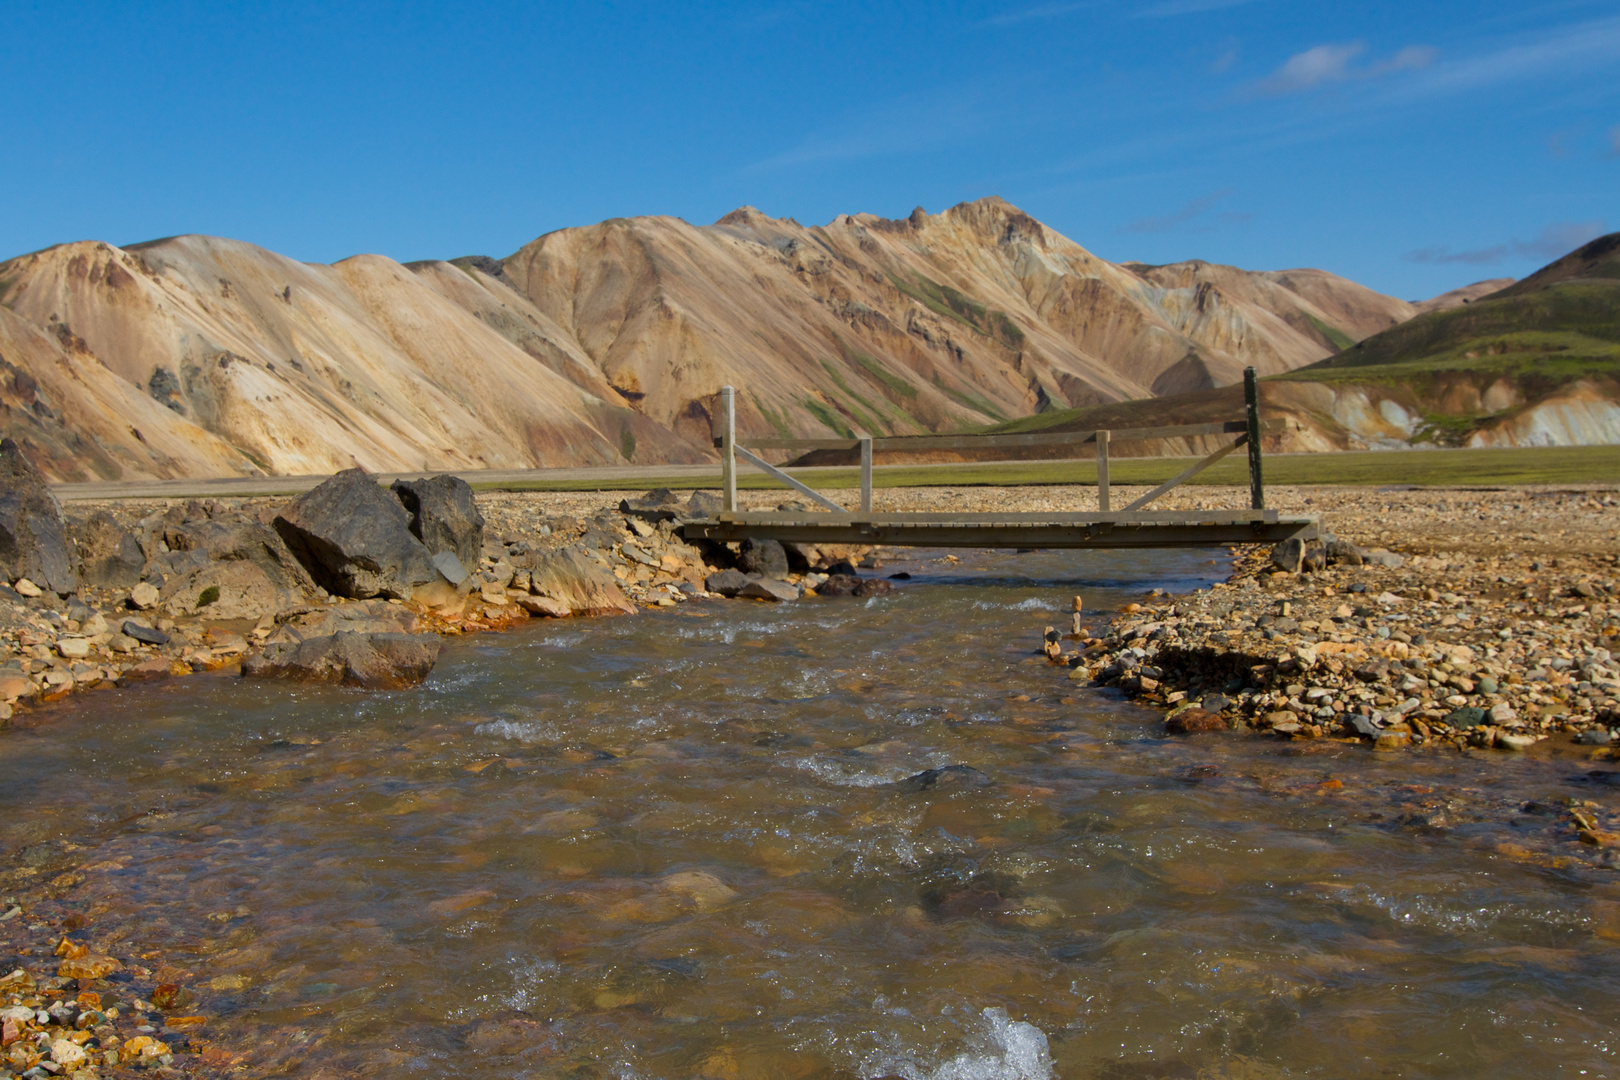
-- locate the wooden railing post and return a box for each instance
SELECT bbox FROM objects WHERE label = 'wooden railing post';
[1244,367,1263,510]
[720,385,737,513]
[859,435,872,515]
[1096,430,1110,512]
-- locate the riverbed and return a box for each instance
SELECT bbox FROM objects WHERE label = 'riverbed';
[3,546,1618,1079]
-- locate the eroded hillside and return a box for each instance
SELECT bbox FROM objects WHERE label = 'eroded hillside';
[0,198,1409,480]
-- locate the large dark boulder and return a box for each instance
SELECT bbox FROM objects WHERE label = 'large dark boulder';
[390,475,485,569]
[739,538,788,577]
[74,511,145,588]
[704,568,751,597]
[816,574,894,598]
[274,469,439,600]
[165,519,315,592]
[241,631,442,689]
[0,439,77,595]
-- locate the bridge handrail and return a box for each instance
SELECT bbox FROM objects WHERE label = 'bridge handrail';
[712,367,1271,518]
[714,418,1281,452]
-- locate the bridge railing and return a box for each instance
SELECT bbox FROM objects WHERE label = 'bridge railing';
[712,367,1282,518]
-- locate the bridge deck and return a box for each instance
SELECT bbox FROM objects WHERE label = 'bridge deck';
[681,510,1318,549]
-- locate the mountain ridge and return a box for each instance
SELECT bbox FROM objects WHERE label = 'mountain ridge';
[0,197,1430,481]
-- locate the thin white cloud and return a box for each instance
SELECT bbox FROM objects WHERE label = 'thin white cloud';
[743,90,996,173]
[1251,43,1364,95]
[977,2,1091,28]
[1406,220,1608,265]
[1123,188,1249,233]
[1248,41,1435,97]
[1134,0,1261,18]
[1400,13,1620,96]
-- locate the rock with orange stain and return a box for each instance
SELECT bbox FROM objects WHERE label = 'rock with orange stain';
[57,954,120,980]
[427,888,497,916]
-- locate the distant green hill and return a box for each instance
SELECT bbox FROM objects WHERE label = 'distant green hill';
[1289,232,1620,384]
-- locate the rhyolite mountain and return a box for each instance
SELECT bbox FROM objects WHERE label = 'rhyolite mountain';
[0,197,1430,481]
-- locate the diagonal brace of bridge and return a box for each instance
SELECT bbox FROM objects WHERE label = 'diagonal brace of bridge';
[679,368,1318,551]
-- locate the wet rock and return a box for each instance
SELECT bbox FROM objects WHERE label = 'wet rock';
[0,438,77,595]
[1442,706,1487,729]
[704,568,752,597]
[465,1010,550,1055]
[515,594,570,617]
[815,573,894,598]
[1347,714,1382,738]
[661,870,738,910]
[272,599,419,643]
[273,468,439,600]
[49,1038,86,1068]
[891,764,992,793]
[520,548,637,616]
[241,631,442,689]
[114,658,171,686]
[736,577,798,602]
[1165,707,1224,734]
[739,538,789,577]
[74,510,146,588]
[391,475,485,569]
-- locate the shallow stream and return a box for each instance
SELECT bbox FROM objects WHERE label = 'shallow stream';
[3,548,1618,1078]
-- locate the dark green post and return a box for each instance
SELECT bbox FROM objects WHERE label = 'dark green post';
[1244,366,1264,510]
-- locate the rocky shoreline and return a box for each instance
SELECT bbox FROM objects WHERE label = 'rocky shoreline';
[0,457,884,729]
[1060,489,1618,750]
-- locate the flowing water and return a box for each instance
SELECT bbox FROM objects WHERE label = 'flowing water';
[3,548,1619,1079]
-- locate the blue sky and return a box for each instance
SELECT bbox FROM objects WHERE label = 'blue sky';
[3,0,1617,300]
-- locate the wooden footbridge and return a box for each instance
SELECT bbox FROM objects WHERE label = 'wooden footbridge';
[681,369,1318,550]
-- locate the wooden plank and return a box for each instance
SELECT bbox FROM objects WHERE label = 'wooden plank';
[735,438,861,450]
[859,436,872,514]
[682,518,1319,550]
[733,446,847,513]
[1120,435,1248,513]
[1245,367,1265,511]
[722,418,1284,453]
[720,386,737,512]
[712,509,1281,525]
[1096,429,1110,512]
